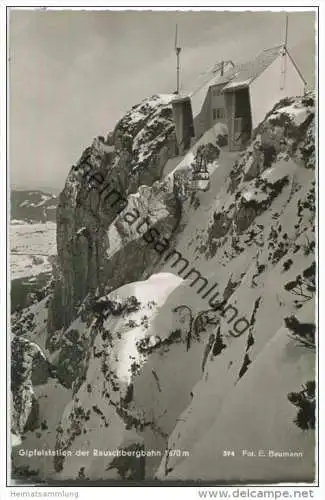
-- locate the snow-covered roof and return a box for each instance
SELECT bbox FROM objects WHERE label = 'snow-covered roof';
[222,44,305,92]
[172,60,235,118]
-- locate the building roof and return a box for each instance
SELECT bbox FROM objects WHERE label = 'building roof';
[172,60,235,117]
[222,45,284,91]
[171,44,306,115]
[222,44,306,92]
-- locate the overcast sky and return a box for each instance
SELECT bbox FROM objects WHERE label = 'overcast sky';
[9,9,316,191]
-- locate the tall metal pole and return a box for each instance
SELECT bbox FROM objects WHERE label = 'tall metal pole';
[280,13,289,90]
[175,24,182,94]
[284,13,289,49]
[176,47,181,94]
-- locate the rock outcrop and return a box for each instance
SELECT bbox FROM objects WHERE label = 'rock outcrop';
[51,95,178,331]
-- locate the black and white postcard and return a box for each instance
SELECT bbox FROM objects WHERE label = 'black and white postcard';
[3,5,321,492]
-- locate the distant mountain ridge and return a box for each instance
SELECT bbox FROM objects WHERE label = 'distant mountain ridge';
[11,190,58,223]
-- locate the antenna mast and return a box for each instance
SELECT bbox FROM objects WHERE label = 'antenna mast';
[280,13,289,90]
[284,12,289,49]
[174,24,182,94]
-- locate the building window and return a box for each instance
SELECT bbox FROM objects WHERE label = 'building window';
[213,88,221,96]
[217,108,224,119]
[213,108,225,120]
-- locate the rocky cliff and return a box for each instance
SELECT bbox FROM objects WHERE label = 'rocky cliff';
[50,94,178,333]
[11,92,316,484]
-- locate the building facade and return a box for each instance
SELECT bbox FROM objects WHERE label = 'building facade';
[172,45,306,154]
[222,46,306,151]
[172,61,234,154]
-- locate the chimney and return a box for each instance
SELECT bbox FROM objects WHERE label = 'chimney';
[221,60,224,76]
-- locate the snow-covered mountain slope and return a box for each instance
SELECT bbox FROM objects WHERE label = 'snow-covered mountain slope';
[11,190,58,223]
[12,273,219,481]
[11,93,316,484]
[156,307,315,483]
[152,94,316,482]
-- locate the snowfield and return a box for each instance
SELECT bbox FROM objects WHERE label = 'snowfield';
[10,222,57,280]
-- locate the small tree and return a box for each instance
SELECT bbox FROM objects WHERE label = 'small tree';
[284,264,315,305]
[288,381,315,430]
[284,315,315,349]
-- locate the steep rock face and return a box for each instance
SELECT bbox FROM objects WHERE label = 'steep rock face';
[11,297,58,443]
[11,337,46,435]
[51,95,177,331]
[104,180,182,290]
